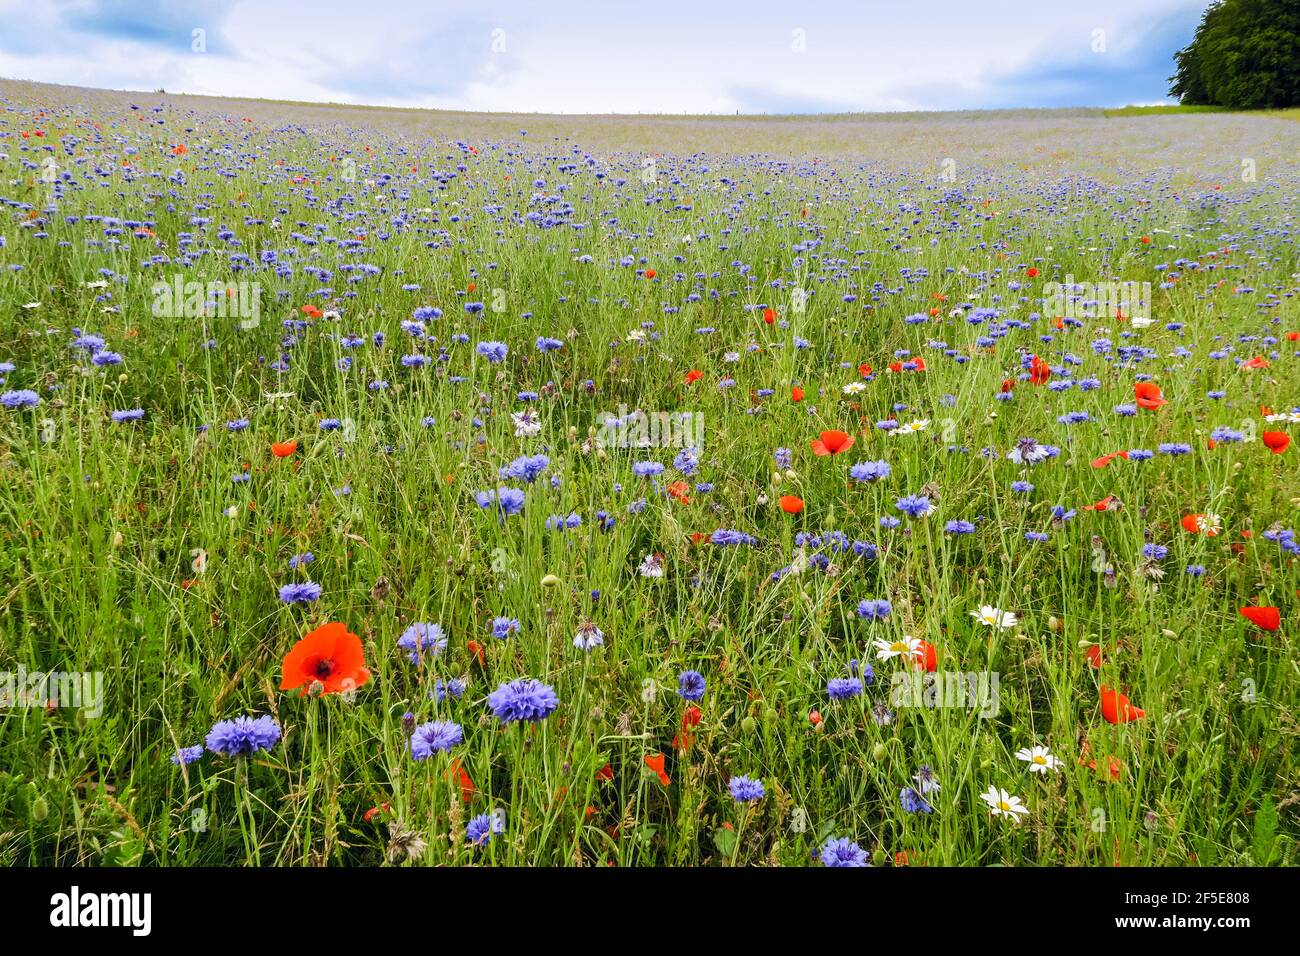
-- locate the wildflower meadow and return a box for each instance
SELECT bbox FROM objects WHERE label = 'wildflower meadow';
[0,77,1297,870]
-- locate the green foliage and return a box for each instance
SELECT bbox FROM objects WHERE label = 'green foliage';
[1170,0,1300,108]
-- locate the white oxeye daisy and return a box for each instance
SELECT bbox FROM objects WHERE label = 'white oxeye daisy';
[980,785,1029,820]
[894,418,929,434]
[1014,745,1061,773]
[873,636,923,662]
[971,605,1017,629]
[626,329,646,342]
[842,381,866,395]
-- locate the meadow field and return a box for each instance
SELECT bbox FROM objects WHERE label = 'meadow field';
[0,78,1297,867]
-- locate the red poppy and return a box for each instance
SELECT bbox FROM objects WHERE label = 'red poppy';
[467,640,486,665]
[1089,494,1121,512]
[643,268,656,279]
[684,369,703,385]
[667,481,691,504]
[1085,645,1104,669]
[1133,382,1167,410]
[1286,332,1299,342]
[1025,267,1039,278]
[910,640,938,673]
[1091,451,1130,469]
[1027,355,1052,385]
[811,430,855,456]
[673,705,702,750]
[1262,431,1290,454]
[779,495,804,514]
[596,762,614,782]
[1100,685,1144,724]
[448,759,475,802]
[300,304,322,318]
[1080,742,1123,781]
[171,144,187,155]
[1239,605,1280,632]
[763,307,777,325]
[858,363,873,378]
[887,357,927,373]
[807,709,822,728]
[644,752,671,787]
[1239,356,1270,370]
[1000,378,1015,393]
[791,385,805,402]
[271,440,298,458]
[280,622,371,695]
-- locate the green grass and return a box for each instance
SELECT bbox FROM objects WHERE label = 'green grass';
[0,80,1297,867]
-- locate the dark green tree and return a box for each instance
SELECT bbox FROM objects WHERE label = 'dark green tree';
[1169,0,1300,108]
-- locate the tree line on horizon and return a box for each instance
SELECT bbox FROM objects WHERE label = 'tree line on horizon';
[1170,0,1300,109]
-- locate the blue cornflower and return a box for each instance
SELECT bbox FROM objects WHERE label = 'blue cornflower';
[944,519,976,534]
[857,598,891,620]
[279,581,322,604]
[205,715,281,756]
[410,720,463,759]
[729,775,765,802]
[895,495,933,518]
[1,389,41,409]
[433,678,466,703]
[677,670,706,701]
[398,623,447,663]
[466,811,505,846]
[711,529,756,546]
[827,677,863,700]
[820,837,868,867]
[900,786,933,814]
[499,454,549,483]
[850,460,891,482]
[170,745,204,766]
[474,486,526,516]
[111,408,145,422]
[476,340,508,362]
[488,678,559,724]
[288,552,314,569]
[490,616,521,639]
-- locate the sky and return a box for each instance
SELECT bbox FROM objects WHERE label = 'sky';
[0,0,1209,114]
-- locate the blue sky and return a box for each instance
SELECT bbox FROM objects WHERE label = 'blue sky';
[0,0,1208,113]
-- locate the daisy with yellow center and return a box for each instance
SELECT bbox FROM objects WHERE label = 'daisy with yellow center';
[971,605,1017,629]
[1014,745,1061,773]
[980,785,1029,820]
[891,419,930,435]
[873,635,923,662]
